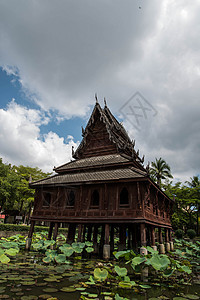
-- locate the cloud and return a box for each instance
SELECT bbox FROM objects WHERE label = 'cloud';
[0,101,78,172]
[0,0,200,181]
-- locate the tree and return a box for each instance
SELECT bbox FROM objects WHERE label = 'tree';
[150,157,173,187]
[0,158,51,224]
[186,176,200,235]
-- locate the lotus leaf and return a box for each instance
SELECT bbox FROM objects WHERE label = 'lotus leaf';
[21,296,38,300]
[115,294,129,300]
[5,248,19,256]
[54,254,66,264]
[43,256,52,264]
[60,247,74,257]
[38,295,52,299]
[85,241,93,247]
[184,295,199,299]
[94,268,108,281]
[131,256,146,269]
[0,254,10,264]
[60,287,76,292]
[139,284,151,289]
[148,254,170,271]
[86,247,94,253]
[42,289,58,293]
[146,246,158,254]
[118,281,133,289]
[21,281,35,285]
[114,265,127,277]
[178,265,192,274]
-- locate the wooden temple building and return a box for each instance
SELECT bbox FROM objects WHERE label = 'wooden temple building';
[27,99,174,257]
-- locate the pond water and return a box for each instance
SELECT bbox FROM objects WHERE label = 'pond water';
[0,251,199,300]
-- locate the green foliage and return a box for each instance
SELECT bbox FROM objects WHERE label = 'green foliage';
[150,157,173,187]
[93,268,108,281]
[187,229,196,239]
[175,229,184,239]
[0,223,67,233]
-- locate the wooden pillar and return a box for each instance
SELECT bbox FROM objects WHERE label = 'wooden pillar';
[48,222,54,240]
[99,225,105,253]
[132,224,137,250]
[151,226,155,246]
[67,223,76,244]
[53,222,59,241]
[93,225,99,253]
[169,229,172,241]
[104,224,110,245]
[165,228,169,242]
[82,225,86,242]
[140,223,146,247]
[28,220,35,238]
[128,225,131,249]
[103,223,110,259]
[119,224,126,250]
[158,227,163,244]
[26,220,35,250]
[87,225,92,242]
[110,225,114,253]
[77,224,83,242]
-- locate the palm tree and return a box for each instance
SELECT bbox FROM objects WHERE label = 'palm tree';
[150,157,173,188]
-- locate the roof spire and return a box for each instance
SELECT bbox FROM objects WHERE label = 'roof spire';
[95,93,98,103]
[104,97,107,107]
[72,146,75,157]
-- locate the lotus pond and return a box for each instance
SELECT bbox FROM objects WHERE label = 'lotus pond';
[0,232,199,300]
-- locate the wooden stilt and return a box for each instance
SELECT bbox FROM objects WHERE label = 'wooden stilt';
[132,224,137,250]
[158,227,163,244]
[119,224,126,250]
[165,228,169,242]
[140,223,146,247]
[110,225,114,253]
[103,224,110,259]
[48,222,54,240]
[87,225,92,242]
[53,222,59,241]
[128,225,131,249]
[151,226,155,246]
[77,224,83,242]
[93,225,99,253]
[82,225,86,242]
[67,223,76,244]
[26,220,35,250]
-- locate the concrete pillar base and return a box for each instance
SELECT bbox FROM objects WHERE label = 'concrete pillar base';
[103,244,110,259]
[165,242,170,252]
[140,247,148,255]
[159,244,165,254]
[25,238,32,250]
[151,245,157,251]
[141,266,149,282]
[169,241,174,251]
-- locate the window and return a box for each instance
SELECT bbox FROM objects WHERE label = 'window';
[66,190,75,207]
[43,192,51,207]
[120,187,129,206]
[91,190,99,207]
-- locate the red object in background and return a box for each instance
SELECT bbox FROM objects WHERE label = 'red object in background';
[0,214,5,219]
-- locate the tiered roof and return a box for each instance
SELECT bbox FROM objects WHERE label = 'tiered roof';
[30,100,149,188]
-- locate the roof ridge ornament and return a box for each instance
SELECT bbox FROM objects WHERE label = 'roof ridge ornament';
[104,97,107,107]
[72,146,75,157]
[95,93,98,104]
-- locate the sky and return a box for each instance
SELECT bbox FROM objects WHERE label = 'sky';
[0,0,200,183]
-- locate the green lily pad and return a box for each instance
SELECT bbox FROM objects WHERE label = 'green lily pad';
[42,289,58,293]
[38,295,52,299]
[184,295,199,300]
[21,296,38,300]
[114,266,127,277]
[60,287,76,292]
[21,281,35,285]
[0,254,10,264]
[94,268,108,281]
[139,284,151,289]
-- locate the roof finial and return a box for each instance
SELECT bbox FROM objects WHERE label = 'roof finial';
[81,126,85,136]
[95,93,98,103]
[72,146,75,156]
[141,155,145,163]
[104,97,107,107]
[146,161,150,175]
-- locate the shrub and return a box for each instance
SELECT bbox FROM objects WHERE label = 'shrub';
[0,223,67,234]
[187,229,196,239]
[175,229,184,239]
